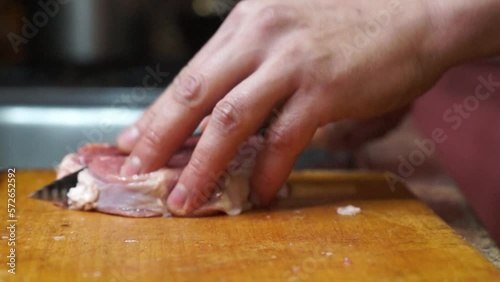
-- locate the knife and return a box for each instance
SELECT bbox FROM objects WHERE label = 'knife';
[29,168,85,204]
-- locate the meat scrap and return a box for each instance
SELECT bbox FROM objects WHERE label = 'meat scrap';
[336,205,361,216]
[57,138,259,217]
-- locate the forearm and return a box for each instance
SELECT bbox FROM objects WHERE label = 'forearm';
[427,0,500,66]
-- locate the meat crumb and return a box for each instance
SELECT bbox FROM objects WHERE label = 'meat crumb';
[337,205,361,216]
[291,266,300,273]
[321,251,333,256]
[343,257,352,265]
[53,236,65,241]
[83,271,102,278]
[124,239,138,243]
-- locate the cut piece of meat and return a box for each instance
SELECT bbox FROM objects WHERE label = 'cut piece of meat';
[57,137,258,217]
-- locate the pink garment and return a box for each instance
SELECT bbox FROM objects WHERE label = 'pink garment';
[413,61,500,243]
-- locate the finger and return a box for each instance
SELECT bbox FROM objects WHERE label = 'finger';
[252,94,320,206]
[117,104,157,153]
[199,115,211,131]
[119,41,262,176]
[116,14,247,154]
[166,62,299,215]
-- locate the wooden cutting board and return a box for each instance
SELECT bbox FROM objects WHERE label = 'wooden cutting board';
[0,170,498,281]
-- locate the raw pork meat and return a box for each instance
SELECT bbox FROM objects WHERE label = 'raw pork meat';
[57,137,258,217]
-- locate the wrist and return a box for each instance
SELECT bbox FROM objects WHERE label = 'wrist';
[424,0,500,67]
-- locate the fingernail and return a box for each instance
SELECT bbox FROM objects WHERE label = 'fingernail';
[167,183,188,213]
[117,126,140,150]
[192,124,202,136]
[120,155,142,176]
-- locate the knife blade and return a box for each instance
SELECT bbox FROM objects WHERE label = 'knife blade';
[29,167,85,204]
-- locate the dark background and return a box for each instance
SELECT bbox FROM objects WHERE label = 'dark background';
[0,0,237,87]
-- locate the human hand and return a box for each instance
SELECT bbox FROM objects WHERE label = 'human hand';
[116,0,494,215]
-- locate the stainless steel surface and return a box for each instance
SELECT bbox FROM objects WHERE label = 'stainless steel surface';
[0,87,157,169]
[0,87,353,169]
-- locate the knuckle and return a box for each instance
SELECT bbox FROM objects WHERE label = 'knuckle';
[280,40,306,62]
[211,99,243,133]
[265,125,295,152]
[187,153,209,179]
[254,5,296,34]
[142,126,163,149]
[172,70,205,109]
[232,1,251,14]
[302,62,337,93]
[230,1,252,18]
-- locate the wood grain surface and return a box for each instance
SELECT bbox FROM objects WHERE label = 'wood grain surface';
[0,170,498,281]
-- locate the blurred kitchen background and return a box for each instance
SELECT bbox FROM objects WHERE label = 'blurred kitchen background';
[0,0,350,170]
[0,0,234,168]
[0,0,233,86]
[0,0,499,264]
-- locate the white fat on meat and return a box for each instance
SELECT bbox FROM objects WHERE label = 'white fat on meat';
[67,169,99,211]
